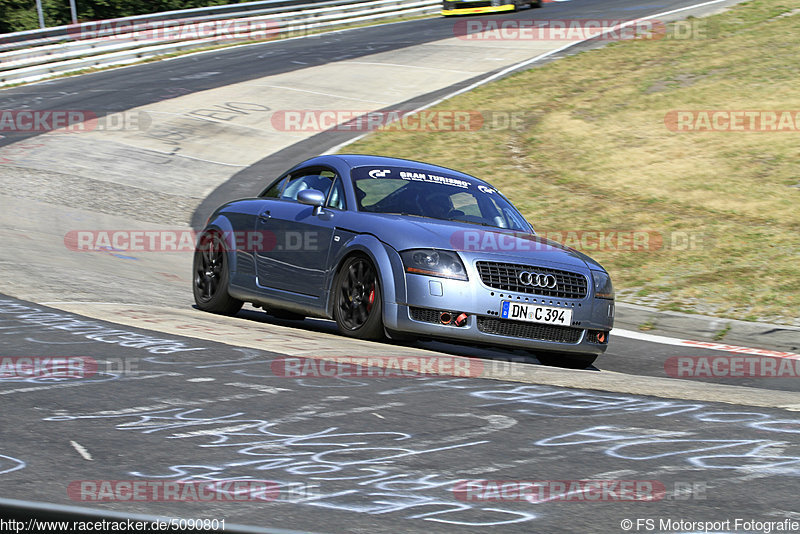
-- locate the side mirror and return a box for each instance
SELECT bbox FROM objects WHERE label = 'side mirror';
[297,189,326,215]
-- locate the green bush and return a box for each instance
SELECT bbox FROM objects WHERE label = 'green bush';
[0,0,240,33]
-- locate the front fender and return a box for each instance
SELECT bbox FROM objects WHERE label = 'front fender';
[327,233,405,329]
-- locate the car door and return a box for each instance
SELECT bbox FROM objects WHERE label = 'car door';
[254,167,342,299]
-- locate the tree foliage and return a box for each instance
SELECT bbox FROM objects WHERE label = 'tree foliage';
[0,0,239,33]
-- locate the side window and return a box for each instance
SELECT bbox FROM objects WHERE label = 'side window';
[450,191,482,217]
[260,176,289,198]
[326,176,346,210]
[281,169,336,201]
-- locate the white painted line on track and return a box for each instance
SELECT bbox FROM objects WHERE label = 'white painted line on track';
[614,329,800,360]
[69,441,93,461]
[614,329,686,347]
[326,0,734,155]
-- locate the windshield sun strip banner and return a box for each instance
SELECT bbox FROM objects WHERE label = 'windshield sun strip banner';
[351,166,486,191]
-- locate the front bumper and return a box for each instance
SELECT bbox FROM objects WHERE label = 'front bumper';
[384,253,614,355]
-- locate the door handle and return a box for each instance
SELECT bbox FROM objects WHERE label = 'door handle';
[258,210,271,220]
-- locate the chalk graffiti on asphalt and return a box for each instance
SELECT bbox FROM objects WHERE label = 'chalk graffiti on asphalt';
[40,378,800,527]
[44,404,534,526]
[0,300,204,354]
[0,454,26,476]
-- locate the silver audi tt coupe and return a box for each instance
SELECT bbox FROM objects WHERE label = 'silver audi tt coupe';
[193,154,614,367]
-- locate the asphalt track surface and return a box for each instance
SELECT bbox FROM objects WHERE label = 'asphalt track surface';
[1,0,799,531]
[1,295,799,533]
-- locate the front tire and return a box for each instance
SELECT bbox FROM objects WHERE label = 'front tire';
[193,230,243,316]
[333,255,384,340]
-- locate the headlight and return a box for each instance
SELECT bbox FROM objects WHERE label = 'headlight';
[401,249,468,281]
[592,271,614,300]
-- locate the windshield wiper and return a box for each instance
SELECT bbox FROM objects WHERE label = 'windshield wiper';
[382,212,428,219]
[379,212,525,232]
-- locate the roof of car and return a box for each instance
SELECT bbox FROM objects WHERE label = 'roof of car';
[333,154,482,182]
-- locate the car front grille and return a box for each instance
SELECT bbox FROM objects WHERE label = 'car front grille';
[477,317,583,344]
[409,307,464,326]
[475,261,588,299]
[410,307,442,324]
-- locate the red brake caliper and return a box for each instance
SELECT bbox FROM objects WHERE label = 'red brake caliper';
[367,286,375,312]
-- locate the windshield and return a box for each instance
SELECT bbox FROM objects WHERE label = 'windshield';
[351,166,530,231]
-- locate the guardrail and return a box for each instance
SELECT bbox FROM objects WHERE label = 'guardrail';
[0,0,326,50]
[0,0,439,86]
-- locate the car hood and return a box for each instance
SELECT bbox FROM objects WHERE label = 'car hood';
[351,213,601,271]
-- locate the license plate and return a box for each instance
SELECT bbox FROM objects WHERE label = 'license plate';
[500,301,572,326]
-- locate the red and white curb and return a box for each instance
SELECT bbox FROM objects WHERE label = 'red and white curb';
[614,329,800,360]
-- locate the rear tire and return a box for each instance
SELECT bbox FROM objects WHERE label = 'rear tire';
[193,230,243,316]
[536,352,598,369]
[333,255,384,340]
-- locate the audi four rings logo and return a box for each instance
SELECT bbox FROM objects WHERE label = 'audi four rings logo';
[518,271,558,288]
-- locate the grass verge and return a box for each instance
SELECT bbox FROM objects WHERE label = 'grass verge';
[344,0,800,325]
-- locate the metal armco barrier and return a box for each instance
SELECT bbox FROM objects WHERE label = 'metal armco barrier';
[0,0,439,86]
